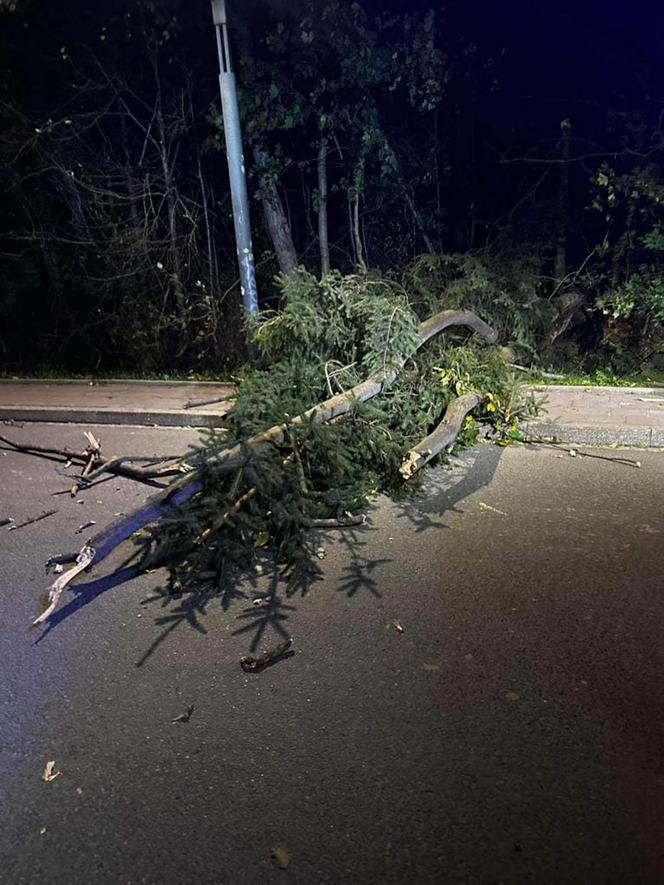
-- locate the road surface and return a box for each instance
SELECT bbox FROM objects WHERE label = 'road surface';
[1,422,663,884]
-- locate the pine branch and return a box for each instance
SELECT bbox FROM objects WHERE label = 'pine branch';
[33,308,497,626]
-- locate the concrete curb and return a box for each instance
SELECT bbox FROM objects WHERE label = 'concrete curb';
[1,377,232,387]
[521,420,663,448]
[0,406,225,429]
[0,378,234,428]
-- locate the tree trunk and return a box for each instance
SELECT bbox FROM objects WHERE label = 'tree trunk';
[404,191,435,254]
[317,137,330,275]
[554,118,572,287]
[252,145,297,275]
[350,195,366,272]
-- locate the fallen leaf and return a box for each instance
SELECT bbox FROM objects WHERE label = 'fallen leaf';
[41,760,60,782]
[504,691,520,702]
[271,844,291,870]
[423,662,442,672]
[254,530,269,548]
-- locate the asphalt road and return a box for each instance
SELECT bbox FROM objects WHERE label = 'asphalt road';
[1,423,663,884]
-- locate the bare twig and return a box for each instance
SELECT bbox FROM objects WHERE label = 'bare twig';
[33,545,95,627]
[8,509,58,532]
[524,437,643,467]
[509,364,566,380]
[183,395,232,410]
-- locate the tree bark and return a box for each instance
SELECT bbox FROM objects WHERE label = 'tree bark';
[252,145,298,274]
[350,195,366,272]
[317,137,330,275]
[554,118,572,287]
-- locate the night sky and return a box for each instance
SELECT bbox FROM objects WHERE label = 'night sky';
[0,0,662,370]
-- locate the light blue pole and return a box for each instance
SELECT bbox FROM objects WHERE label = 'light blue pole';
[211,0,258,315]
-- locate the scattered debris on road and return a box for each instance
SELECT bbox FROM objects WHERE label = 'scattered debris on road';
[33,545,95,627]
[271,844,291,870]
[41,761,61,782]
[241,637,293,672]
[526,437,643,468]
[172,704,195,723]
[392,620,405,633]
[479,502,507,515]
[76,520,96,534]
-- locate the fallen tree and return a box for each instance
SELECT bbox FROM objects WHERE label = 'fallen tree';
[28,266,532,629]
[33,305,499,626]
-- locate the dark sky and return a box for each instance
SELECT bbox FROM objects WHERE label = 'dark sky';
[369,0,664,140]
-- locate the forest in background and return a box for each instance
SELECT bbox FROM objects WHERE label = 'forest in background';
[0,0,662,377]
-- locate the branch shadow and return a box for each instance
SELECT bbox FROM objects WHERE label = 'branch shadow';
[33,445,504,664]
[135,580,222,668]
[33,563,143,645]
[391,444,504,529]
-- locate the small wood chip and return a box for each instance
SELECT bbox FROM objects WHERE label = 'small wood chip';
[241,638,293,672]
[479,502,507,516]
[41,760,61,782]
[76,520,96,534]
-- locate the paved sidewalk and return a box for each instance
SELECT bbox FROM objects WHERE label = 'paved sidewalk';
[1,378,663,446]
[523,384,664,447]
[0,378,234,427]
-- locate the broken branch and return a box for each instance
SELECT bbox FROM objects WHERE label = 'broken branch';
[400,393,481,478]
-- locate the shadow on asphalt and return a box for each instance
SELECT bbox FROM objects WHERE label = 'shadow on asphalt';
[33,444,503,665]
[397,442,503,522]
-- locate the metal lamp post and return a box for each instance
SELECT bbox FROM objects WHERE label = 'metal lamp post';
[211,0,258,317]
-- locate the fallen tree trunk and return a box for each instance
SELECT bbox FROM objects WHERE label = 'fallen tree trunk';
[399,393,481,479]
[34,308,497,626]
